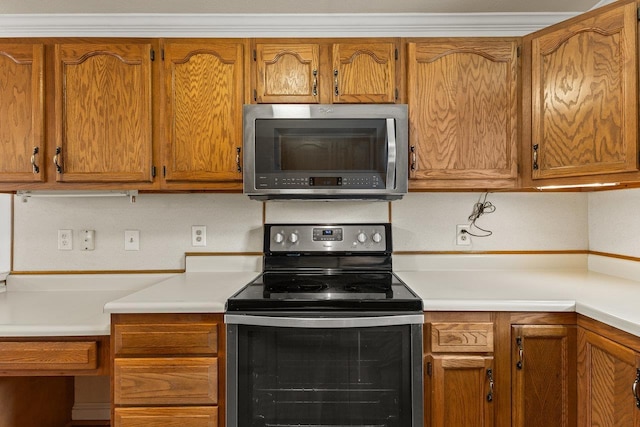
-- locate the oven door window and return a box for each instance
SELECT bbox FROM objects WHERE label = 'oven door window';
[237,324,412,427]
[255,119,388,176]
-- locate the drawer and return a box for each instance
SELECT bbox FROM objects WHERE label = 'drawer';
[0,341,97,371]
[114,357,218,406]
[114,406,217,427]
[114,322,218,356]
[430,322,494,353]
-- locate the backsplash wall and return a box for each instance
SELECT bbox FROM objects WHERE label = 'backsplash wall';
[11,191,589,271]
[588,187,640,258]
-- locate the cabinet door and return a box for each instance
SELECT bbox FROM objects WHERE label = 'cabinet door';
[512,325,576,427]
[578,328,640,427]
[255,43,319,103]
[163,41,244,183]
[407,39,518,188]
[530,2,638,180]
[0,43,44,183]
[54,43,154,183]
[426,354,494,427]
[332,42,396,103]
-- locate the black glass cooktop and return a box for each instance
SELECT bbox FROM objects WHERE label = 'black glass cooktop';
[226,271,423,312]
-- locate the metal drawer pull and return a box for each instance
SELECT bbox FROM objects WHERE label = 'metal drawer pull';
[236,147,242,173]
[53,146,62,173]
[410,145,416,171]
[486,368,494,402]
[516,336,523,370]
[533,144,539,170]
[334,69,339,96]
[633,369,640,409]
[30,147,40,174]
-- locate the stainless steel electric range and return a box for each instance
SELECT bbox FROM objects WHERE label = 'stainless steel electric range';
[226,223,424,427]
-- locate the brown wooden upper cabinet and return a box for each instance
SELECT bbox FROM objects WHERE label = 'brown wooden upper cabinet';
[54,42,154,184]
[253,39,399,104]
[407,39,519,189]
[162,40,246,187]
[525,0,639,186]
[0,43,44,184]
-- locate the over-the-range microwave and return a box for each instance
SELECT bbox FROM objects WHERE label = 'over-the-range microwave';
[243,104,408,201]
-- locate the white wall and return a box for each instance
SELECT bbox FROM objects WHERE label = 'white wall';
[0,194,11,272]
[589,187,640,258]
[12,191,589,271]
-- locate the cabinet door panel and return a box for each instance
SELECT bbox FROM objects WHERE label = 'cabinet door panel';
[114,322,218,356]
[531,2,638,179]
[332,42,396,103]
[578,328,640,427]
[256,43,319,103]
[512,325,576,427]
[55,43,153,183]
[407,40,518,186]
[164,42,244,183]
[427,354,494,427]
[0,43,44,183]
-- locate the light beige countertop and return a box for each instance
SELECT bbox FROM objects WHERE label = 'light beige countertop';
[3,254,640,338]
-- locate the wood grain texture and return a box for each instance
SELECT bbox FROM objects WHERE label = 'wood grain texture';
[428,354,494,427]
[113,357,218,406]
[577,327,640,427]
[54,42,153,183]
[407,39,518,186]
[163,41,244,183]
[531,1,638,180]
[256,43,319,103]
[0,341,97,371]
[0,376,74,427]
[0,43,44,183]
[512,325,577,427]
[430,322,494,353]
[332,42,396,103]
[114,322,218,356]
[114,407,217,427]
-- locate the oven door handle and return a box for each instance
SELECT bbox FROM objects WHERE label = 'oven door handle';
[224,314,424,328]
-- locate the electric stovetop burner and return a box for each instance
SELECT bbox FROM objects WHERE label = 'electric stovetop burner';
[226,223,423,312]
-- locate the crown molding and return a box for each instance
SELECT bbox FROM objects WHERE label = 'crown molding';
[0,12,582,37]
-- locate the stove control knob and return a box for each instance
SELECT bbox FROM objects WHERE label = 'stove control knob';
[372,232,383,243]
[289,232,299,243]
[274,232,285,244]
[357,232,368,243]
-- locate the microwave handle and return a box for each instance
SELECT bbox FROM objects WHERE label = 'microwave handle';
[386,118,397,189]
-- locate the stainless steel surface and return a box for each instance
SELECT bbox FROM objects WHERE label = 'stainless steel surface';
[268,224,387,252]
[224,314,424,328]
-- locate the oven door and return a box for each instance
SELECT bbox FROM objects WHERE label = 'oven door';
[226,314,423,427]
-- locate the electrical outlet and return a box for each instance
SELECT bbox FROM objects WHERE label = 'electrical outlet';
[124,230,140,251]
[456,225,471,246]
[192,225,206,247]
[57,229,73,250]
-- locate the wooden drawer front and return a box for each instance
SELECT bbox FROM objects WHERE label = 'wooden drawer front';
[0,341,97,370]
[431,322,494,353]
[114,357,218,405]
[114,406,218,427]
[114,322,218,356]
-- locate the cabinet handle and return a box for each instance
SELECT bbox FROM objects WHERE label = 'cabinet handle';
[486,368,494,402]
[334,69,339,96]
[633,369,640,409]
[53,146,62,174]
[30,147,40,174]
[516,336,523,370]
[533,144,539,170]
[236,147,242,173]
[410,145,416,171]
[312,69,318,97]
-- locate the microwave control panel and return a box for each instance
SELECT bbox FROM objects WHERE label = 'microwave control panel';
[255,174,383,189]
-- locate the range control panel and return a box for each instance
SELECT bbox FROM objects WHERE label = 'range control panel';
[267,224,389,252]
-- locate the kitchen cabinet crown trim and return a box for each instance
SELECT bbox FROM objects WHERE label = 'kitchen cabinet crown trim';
[0,12,580,38]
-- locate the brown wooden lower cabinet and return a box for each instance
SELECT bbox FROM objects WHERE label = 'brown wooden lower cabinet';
[577,324,640,427]
[114,407,217,427]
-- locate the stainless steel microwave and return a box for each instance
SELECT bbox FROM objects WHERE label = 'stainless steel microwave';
[243,104,408,200]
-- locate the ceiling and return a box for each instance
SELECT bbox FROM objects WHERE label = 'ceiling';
[0,0,607,14]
